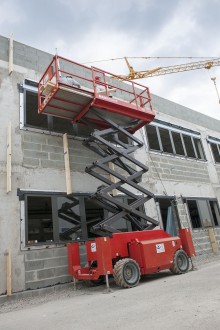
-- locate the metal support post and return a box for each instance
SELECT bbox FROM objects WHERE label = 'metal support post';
[105,273,110,292]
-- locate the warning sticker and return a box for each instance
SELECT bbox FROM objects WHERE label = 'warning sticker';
[156,243,165,253]
[91,243,96,252]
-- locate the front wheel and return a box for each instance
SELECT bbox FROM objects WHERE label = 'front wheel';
[113,258,140,288]
[170,249,190,274]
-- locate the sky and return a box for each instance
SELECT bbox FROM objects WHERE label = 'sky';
[1,0,220,120]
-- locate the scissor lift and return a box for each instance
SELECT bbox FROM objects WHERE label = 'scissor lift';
[38,56,195,288]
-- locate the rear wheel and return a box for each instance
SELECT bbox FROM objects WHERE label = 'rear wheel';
[113,258,140,288]
[170,249,190,274]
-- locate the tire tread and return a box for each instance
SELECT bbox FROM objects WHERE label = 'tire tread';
[113,258,140,288]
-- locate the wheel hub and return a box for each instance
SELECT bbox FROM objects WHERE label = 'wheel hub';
[125,266,132,279]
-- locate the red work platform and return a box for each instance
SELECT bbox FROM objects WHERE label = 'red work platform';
[38,55,155,133]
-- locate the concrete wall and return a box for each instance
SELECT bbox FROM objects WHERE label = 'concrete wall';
[24,247,71,290]
[0,35,107,294]
[21,131,98,177]
[0,35,220,294]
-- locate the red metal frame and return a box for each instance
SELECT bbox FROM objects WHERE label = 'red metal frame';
[38,55,155,132]
[179,228,196,257]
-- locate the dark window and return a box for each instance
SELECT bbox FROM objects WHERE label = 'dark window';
[183,135,196,158]
[187,200,202,229]
[84,198,105,238]
[25,193,143,245]
[145,125,160,151]
[172,132,185,156]
[194,138,205,160]
[209,201,220,226]
[57,196,82,241]
[23,86,93,137]
[157,198,178,236]
[186,199,220,229]
[210,143,220,163]
[159,128,173,153]
[25,91,48,129]
[27,196,53,243]
[145,123,205,161]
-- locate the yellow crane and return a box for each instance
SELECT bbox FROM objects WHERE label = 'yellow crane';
[115,57,220,103]
[120,56,220,80]
[86,56,220,103]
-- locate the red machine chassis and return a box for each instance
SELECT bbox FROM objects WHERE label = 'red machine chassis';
[68,228,195,281]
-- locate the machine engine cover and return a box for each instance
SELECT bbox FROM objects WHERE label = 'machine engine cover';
[128,237,182,274]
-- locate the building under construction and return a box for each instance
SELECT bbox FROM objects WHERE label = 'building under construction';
[0,35,220,295]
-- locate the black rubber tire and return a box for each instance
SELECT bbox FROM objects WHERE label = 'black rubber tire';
[113,258,141,288]
[170,249,190,274]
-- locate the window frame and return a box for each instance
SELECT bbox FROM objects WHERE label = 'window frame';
[145,120,206,161]
[183,197,220,230]
[19,190,143,250]
[207,136,220,164]
[19,79,92,138]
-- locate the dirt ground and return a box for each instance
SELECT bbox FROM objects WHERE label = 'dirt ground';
[0,256,220,330]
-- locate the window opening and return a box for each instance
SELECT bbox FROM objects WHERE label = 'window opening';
[25,90,48,129]
[209,201,220,226]
[157,198,178,236]
[27,196,53,244]
[194,138,205,160]
[22,81,93,137]
[186,199,220,229]
[172,131,185,156]
[186,200,201,229]
[210,143,220,163]
[145,125,160,151]
[57,196,82,241]
[183,135,196,158]
[84,198,105,238]
[159,128,173,154]
[145,123,205,161]
[197,200,212,228]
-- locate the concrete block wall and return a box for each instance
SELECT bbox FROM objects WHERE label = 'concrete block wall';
[147,154,210,184]
[214,227,220,247]
[175,200,189,229]
[191,227,220,256]
[192,230,213,255]
[0,36,53,74]
[24,247,71,290]
[214,166,220,182]
[21,131,98,172]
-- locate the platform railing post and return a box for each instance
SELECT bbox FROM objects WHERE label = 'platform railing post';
[54,55,59,86]
[131,81,138,108]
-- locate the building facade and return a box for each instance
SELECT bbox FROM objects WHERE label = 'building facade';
[0,35,220,295]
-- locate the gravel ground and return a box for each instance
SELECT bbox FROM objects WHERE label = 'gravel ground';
[0,255,220,330]
[0,252,219,315]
